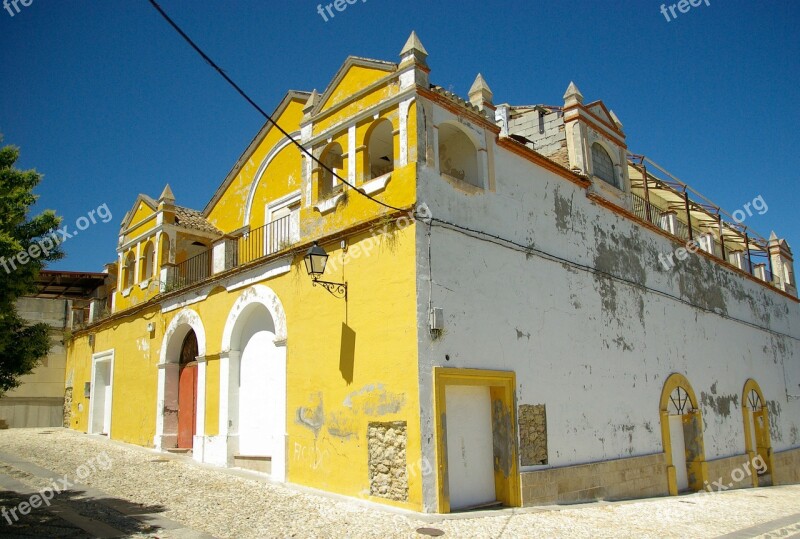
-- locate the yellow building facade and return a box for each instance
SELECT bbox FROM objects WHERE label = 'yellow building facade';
[67,35,429,510]
[66,32,800,514]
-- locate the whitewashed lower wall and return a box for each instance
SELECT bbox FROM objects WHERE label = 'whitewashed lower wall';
[413,121,800,511]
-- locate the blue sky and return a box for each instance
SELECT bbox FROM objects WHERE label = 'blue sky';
[1,0,798,271]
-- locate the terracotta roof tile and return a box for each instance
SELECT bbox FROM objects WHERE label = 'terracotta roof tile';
[174,206,222,236]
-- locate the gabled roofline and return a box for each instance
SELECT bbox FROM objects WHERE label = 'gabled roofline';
[312,56,397,116]
[584,99,620,131]
[202,90,311,217]
[564,99,625,140]
[120,193,158,232]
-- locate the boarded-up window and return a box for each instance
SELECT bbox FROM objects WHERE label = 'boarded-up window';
[368,421,408,501]
[519,404,548,466]
[591,143,617,188]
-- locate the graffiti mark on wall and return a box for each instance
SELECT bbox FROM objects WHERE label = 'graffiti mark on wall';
[293,441,328,470]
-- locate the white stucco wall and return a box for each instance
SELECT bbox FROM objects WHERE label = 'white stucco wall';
[414,99,800,510]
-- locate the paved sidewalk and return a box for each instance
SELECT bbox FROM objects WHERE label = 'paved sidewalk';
[1,428,800,538]
[0,447,214,538]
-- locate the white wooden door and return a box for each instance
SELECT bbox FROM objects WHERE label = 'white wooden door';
[91,361,111,435]
[445,385,496,510]
[669,415,689,491]
[238,330,276,456]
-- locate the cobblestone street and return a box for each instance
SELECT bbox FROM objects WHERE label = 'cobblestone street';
[0,429,798,538]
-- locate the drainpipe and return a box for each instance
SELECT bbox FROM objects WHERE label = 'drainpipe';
[642,164,652,222]
[683,189,693,241]
[744,232,754,275]
[718,215,726,261]
[766,245,775,285]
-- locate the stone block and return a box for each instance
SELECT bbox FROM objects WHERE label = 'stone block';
[368,421,408,502]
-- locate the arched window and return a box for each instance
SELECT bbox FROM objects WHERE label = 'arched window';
[591,143,618,188]
[124,252,136,289]
[366,119,394,180]
[319,142,344,199]
[438,123,481,188]
[140,241,155,281]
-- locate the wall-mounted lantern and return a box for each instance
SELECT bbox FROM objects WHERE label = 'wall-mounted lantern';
[304,242,347,299]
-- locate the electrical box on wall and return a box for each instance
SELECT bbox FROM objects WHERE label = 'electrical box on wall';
[429,308,444,331]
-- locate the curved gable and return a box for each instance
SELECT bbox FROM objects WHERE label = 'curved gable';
[204,94,308,232]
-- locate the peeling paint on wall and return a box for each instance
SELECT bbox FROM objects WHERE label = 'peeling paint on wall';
[767,400,783,442]
[296,392,325,435]
[327,411,357,439]
[492,399,513,476]
[343,384,405,416]
[700,391,739,418]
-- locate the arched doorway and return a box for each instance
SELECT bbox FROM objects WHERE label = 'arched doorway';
[220,285,287,480]
[660,373,707,495]
[177,330,199,449]
[156,309,206,451]
[742,379,773,487]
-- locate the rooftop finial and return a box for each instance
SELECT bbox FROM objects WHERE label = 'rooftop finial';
[303,89,320,117]
[159,184,175,203]
[563,81,584,106]
[469,73,494,112]
[400,31,428,67]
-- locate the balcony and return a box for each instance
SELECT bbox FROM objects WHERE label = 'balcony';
[165,214,298,292]
[626,154,780,288]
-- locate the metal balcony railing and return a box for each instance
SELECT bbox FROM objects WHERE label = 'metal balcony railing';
[236,215,294,265]
[627,162,778,288]
[164,214,296,294]
[167,250,211,290]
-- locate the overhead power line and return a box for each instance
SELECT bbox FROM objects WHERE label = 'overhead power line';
[146,0,405,213]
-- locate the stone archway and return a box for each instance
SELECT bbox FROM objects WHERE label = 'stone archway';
[156,309,206,450]
[219,285,287,480]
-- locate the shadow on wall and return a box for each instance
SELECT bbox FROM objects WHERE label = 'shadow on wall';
[340,323,356,385]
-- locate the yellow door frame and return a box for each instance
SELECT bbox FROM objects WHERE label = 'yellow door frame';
[433,367,520,513]
[742,378,774,487]
[659,373,708,495]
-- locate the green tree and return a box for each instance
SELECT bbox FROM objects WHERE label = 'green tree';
[0,141,63,394]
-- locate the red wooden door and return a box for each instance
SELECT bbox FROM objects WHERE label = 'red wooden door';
[177,364,197,449]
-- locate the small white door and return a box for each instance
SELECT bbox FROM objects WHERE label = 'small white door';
[445,385,496,510]
[669,415,689,491]
[91,360,112,435]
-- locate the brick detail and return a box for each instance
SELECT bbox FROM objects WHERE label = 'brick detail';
[520,453,668,506]
[773,447,800,485]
